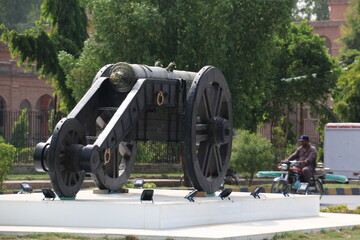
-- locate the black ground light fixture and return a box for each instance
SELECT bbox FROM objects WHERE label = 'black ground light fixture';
[219,188,232,200]
[140,189,154,203]
[250,186,263,199]
[134,178,144,188]
[18,182,33,194]
[184,189,198,202]
[42,188,56,201]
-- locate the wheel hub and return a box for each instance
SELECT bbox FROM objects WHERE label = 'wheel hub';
[208,116,231,145]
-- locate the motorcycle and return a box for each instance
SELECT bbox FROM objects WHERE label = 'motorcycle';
[270,160,324,198]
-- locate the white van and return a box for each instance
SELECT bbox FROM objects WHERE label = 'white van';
[324,123,360,179]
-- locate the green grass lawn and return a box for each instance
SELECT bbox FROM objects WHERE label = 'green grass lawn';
[1,227,360,240]
[6,174,50,180]
[273,226,360,240]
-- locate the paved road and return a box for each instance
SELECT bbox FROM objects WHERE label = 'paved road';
[320,195,360,210]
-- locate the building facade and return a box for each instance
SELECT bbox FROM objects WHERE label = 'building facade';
[0,42,55,142]
[309,0,349,57]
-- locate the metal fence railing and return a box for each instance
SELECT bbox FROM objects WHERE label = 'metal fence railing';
[1,110,183,167]
[0,110,51,165]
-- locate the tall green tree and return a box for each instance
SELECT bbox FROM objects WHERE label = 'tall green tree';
[224,0,295,130]
[0,0,88,111]
[59,0,164,101]
[60,0,295,131]
[334,57,360,121]
[334,0,360,121]
[264,22,338,146]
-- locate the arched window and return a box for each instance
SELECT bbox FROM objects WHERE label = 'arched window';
[0,96,5,137]
[20,99,31,111]
[36,94,53,111]
[321,36,332,55]
[35,94,54,140]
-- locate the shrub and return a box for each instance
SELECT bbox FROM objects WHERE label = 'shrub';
[136,142,157,163]
[14,147,34,164]
[143,182,156,188]
[10,109,29,149]
[320,205,360,214]
[0,139,16,190]
[123,182,156,189]
[231,130,274,185]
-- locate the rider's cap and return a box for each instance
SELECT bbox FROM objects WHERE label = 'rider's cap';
[298,135,309,142]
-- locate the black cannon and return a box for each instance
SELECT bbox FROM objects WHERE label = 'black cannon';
[33,62,233,198]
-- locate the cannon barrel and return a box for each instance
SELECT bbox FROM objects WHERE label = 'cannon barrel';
[34,63,233,199]
[109,62,196,92]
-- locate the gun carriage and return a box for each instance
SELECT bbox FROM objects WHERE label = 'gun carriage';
[34,62,233,198]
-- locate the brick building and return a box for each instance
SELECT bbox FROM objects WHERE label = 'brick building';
[309,0,349,57]
[0,42,55,141]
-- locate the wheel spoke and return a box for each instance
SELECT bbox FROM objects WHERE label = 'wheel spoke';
[211,84,223,117]
[58,162,65,172]
[68,172,74,186]
[113,151,118,178]
[214,145,222,175]
[63,172,69,186]
[68,172,73,185]
[198,89,211,121]
[197,142,211,176]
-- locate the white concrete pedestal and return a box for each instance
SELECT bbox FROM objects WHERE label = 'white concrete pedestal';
[0,189,319,229]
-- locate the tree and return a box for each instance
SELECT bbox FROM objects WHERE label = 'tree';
[264,22,338,146]
[230,130,274,186]
[334,57,360,121]
[10,109,29,149]
[59,0,164,101]
[334,0,360,121]
[60,0,295,131]
[0,0,43,32]
[339,0,360,53]
[0,0,88,111]
[293,0,329,21]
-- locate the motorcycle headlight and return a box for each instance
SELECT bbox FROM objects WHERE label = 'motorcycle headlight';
[281,164,288,170]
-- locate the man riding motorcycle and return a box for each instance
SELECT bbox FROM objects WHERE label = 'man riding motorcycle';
[283,135,317,183]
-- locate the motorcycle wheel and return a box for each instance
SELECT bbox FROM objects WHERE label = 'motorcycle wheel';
[306,179,324,199]
[271,181,289,194]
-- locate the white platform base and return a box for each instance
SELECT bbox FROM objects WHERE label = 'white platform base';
[0,189,319,230]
